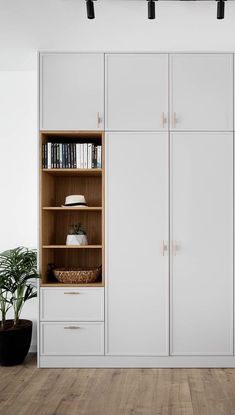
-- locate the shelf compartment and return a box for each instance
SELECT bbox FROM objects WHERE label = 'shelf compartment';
[41,174,102,207]
[40,247,102,285]
[42,210,102,246]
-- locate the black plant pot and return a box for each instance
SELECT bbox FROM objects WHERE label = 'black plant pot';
[0,319,32,366]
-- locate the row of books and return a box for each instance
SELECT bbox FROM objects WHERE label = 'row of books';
[42,143,102,169]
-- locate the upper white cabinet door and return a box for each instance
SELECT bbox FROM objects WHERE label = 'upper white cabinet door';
[170,54,233,131]
[105,54,168,131]
[171,132,233,355]
[40,53,104,130]
[106,132,169,355]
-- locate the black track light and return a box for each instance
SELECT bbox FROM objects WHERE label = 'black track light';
[83,0,227,22]
[86,0,95,19]
[217,0,226,19]
[147,0,156,20]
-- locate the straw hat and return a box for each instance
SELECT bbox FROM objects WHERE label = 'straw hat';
[62,195,87,207]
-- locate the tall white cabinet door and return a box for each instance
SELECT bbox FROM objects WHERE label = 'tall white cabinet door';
[171,132,233,355]
[170,54,233,131]
[106,132,169,355]
[40,53,104,130]
[105,54,168,131]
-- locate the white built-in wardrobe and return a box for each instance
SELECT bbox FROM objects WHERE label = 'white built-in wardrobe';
[39,52,234,367]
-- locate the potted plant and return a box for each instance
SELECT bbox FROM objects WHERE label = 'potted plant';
[66,223,88,246]
[0,247,39,366]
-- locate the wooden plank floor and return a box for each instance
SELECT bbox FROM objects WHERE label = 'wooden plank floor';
[1,355,235,415]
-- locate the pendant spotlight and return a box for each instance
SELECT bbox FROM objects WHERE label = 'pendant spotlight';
[84,0,227,21]
[147,0,157,19]
[86,0,95,19]
[217,0,226,19]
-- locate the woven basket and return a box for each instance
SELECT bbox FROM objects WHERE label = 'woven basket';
[53,266,101,284]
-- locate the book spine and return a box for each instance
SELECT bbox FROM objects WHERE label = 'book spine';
[45,144,48,168]
[51,143,54,168]
[62,144,65,168]
[76,143,80,168]
[80,144,84,168]
[73,143,76,168]
[55,143,58,168]
[70,143,73,168]
[58,144,60,168]
[84,143,88,169]
[42,144,45,168]
[54,143,56,169]
[65,144,68,168]
[92,144,95,168]
[94,145,97,168]
[68,144,71,168]
[56,144,59,168]
[53,144,56,168]
[71,143,74,168]
[59,144,63,168]
[97,145,102,168]
[47,143,51,169]
[69,143,73,169]
[88,143,92,169]
[73,143,75,168]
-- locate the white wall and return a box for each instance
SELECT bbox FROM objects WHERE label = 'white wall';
[1,0,235,349]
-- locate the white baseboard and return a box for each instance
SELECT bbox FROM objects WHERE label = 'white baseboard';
[39,355,235,368]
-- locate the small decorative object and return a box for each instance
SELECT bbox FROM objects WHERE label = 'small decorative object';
[62,195,87,207]
[66,223,88,246]
[53,266,102,284]
[0,247,40,366]
[46,263,56,280]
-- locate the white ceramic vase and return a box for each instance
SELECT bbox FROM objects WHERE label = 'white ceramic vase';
[66,234,88,246]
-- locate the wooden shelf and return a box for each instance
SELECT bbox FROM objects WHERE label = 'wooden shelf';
[42,169,102,176]
[40,282,104,287]
[42,207,102,211]
[42,245,102,249]
[40,130,102,139]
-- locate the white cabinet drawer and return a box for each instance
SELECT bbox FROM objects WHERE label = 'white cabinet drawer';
[40,322,104,355]
[40,288,104,321]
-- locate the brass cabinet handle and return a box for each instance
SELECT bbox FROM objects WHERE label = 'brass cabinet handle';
[64,292,80,295]
[161,112,167,128]
[97,112,102,127]
[64,326,80,330]
[172,241,180,256]
[162,240,168,256]
[173,112,177,128]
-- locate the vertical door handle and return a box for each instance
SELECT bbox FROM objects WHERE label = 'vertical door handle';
[172,241,180,256]
[173,112,177,128]
[97,112,102,128]
[162,240,168,256]
[161,112,167,128]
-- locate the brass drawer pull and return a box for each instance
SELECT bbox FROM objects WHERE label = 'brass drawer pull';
[64,292,80,295]
[64,326,80,330]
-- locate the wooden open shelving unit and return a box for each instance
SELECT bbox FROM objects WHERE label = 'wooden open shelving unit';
[39,131,104,287]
